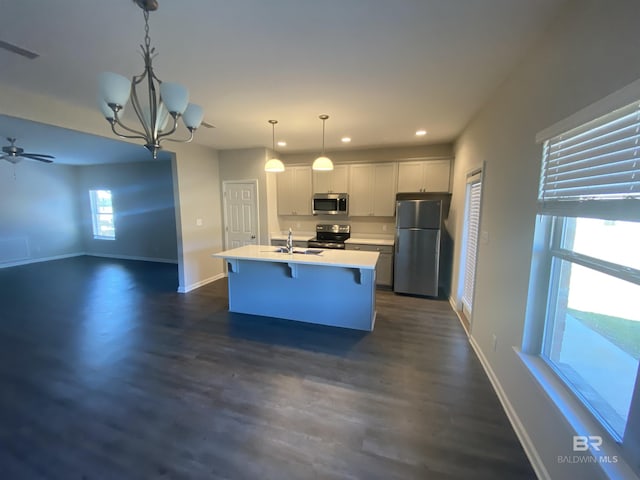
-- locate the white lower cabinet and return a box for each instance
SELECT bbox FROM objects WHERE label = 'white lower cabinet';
[345,242,394,287]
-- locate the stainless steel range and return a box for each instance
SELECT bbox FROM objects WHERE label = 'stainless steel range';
[308,224,350,249]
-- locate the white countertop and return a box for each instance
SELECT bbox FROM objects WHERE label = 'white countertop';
[269,232,316,242]
[346,237,395,246]
[213,244,379,269]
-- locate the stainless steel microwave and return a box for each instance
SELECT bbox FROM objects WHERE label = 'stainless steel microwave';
[312,193,348,216]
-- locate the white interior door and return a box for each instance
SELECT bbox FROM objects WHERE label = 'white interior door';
[224,181,258,248]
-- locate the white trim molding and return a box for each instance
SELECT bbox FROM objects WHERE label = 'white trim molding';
[177,272,226,293]
[86,253,178,264]
[536,77,640,143]
[469,335,551,480]
[0,252,85,269]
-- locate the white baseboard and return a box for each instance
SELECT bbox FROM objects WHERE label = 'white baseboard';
[177,272,226,293]
[468,335,550,480]
[86,253,178,264]
[0,252,84,269]
[449,295,471,337]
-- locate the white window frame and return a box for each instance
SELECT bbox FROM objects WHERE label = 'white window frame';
[524,79,640,475]
[89,189,116,240]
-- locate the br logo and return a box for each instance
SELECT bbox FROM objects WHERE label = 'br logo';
[573,435,602,451]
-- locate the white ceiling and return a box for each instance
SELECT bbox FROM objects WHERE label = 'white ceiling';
[0,0,567,163]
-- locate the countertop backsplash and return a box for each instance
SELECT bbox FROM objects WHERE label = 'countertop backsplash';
[275,216,396,238]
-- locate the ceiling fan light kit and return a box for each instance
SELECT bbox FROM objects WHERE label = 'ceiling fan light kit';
[98,0,203,159]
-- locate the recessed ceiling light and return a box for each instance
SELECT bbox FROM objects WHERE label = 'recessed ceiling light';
[341,137,351,143]
[277,141,287,147]
[416,130,427,136]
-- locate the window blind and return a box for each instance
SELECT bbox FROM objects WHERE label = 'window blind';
[462,180,482,314]
[539,99,640,219]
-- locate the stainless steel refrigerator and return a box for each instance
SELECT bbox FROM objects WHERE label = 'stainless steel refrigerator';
[394,199,443,297]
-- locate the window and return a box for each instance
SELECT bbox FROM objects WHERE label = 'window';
[543,217,640,439]
[528,90,640,462]
[89,189,115,240]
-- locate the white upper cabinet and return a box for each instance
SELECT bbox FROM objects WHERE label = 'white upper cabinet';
[348,163,397,217]
[312,165,349,194]
[397,160,451,193]
[277,166,312,215]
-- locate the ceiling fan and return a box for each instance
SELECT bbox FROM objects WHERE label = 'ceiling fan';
[1,138,55,164]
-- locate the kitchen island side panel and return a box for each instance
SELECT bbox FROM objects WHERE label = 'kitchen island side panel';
[226,259,376,331]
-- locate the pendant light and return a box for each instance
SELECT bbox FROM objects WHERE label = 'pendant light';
[264,120,285,172]
[312,114,334,171]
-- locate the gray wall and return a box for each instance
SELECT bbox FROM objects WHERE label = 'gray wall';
[1,90,224,292]
[170,142,224,292]
[0,160,82,266]
[448,0,640,478]
[78,160,178,262]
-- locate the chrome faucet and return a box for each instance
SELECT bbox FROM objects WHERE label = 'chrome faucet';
[286,227,293,254]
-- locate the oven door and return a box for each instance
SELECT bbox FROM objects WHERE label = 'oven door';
[308,240,345,249]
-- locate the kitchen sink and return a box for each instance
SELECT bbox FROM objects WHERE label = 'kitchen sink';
[272,248,323,255]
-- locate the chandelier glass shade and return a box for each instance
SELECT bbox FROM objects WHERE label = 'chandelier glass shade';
[312,114,334,171]
[98,3,204,158]
[265,120,285,172]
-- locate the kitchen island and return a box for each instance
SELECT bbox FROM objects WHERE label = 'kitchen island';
[212,245,379,331]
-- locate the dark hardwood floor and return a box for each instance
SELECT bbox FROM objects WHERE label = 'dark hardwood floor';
[0,256,535,479]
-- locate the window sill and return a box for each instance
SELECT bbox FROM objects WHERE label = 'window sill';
[515,348,637,479]
[93,236,116,241]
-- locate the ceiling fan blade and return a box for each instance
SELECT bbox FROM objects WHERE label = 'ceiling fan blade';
[201,121,216,129]
[0,40,39,60]
[22,152,55,159]
[22,154,54,163]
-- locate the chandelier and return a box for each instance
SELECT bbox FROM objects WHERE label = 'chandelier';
[98,0,204,159]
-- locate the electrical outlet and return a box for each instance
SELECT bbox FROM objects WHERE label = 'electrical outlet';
[196,218,203,227]
[296,222,301,228]
[382,224,387,232]
[492,334,498,351]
